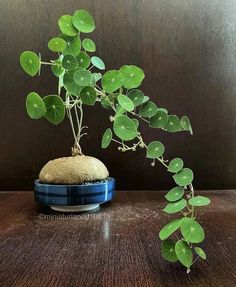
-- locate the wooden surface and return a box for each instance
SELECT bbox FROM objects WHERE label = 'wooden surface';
[1,0,236,191]
[0,191,235,287]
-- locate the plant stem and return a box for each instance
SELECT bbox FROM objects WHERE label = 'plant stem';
[65,93,82,155]
[41,61,55,66]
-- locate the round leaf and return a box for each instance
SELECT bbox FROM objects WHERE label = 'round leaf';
[61,35,81,57]
[181,116,193,135]
[93,72,102,82]
[175,240,193,268]
[58,15,78,36]
[139,101,158,118]
[180,218,205,243]
[161,239,178,262]
[73,70,92,86]
[194,247,206,260]
[127,89,144,106]
[159,219,181,240]
[82,38,96,52]
[51,60,64,77]
[26,92,46,119]
[91,56,105,70]
[173,168,194,186]
[101,95,113,110]
[149,111,168,129]
[72,9,95,33]
[168,158,184,173]
[80,86,97,105]
[43,95,65,125]
[166,115,182,132]
[142,96,150,104]
[62,55,77,70]
[159,107,168,114]
[113,115,138,141]
[146,141,165,159]
[119,65,145,89]
[165,186,185,202]
[188,196,211,207]
[163,198,187,214]
[77,51,90,69]
[48,37,66,52]
[101,128,112,149]
[20,51,40,77]
[132,118,139,128]
[117,95,134,112]
[63,70,83,96]
[101,70,123,93]
[115,104,126,117]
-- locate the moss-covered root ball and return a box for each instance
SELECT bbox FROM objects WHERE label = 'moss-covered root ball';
[39,155,109,184]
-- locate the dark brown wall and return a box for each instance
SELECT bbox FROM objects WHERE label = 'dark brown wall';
[0,0,236,191]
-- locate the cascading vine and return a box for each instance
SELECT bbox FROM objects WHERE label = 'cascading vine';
[19,8,210,272]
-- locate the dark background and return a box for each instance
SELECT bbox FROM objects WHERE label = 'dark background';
[0,0,236,191]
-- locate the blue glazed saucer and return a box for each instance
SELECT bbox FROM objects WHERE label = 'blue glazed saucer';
[34,177,115,212]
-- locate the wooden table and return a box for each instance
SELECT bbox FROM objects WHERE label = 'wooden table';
[0,191,235,287]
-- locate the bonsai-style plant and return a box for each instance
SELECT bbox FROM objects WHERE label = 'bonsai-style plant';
[20,9,210,272]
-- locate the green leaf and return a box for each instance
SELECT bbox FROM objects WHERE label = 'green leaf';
[26,92,46,119]
[73,70,92,86]
[82,38,96,52]
[101,70,123,93]
[141,96,149,104]
[101,96,113,110]
[20,51,40,77]
[127,89,144,106]
[175,240,193,268]
[163,198,187,214]
[181,116,193,135]
[43,95,65,125]
[77,51,90,69]
[115,104,126,116]
[93,72,102,82]
[48,37,66,52]
[60,35,81,57]
[72,9,95,33]
[159,219,181,240]
[180,218,205,243]
[132,118,139,128]
[58,15,78,36]
[113,115,138,141]
[101,128,112,149]
[80,86,97,105]
[194,247,206,260]
[168,158,184,173]
[63,70,83,96]
[117,95,134,112]
[62,55,78,70]
[139,101,158,118]
[188,196,211,207]
[165,186,185,202]
[91,56,105,70]
[173,168,194,186]
[166,115,182,132]
[120,65,145,89]
[51,60,64,77]
[149,111,168,129]
[146,141,165,159]
[161,239,178,262]
[159,107,168,113]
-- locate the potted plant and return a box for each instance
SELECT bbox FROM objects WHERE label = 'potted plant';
[20,8,210,272]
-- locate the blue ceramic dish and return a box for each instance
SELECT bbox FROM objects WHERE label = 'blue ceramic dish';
[34,177,115,212]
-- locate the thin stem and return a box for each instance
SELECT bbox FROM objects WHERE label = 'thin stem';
[131,111,149,123]
[41,61,56,66]
[189,183,195,218]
